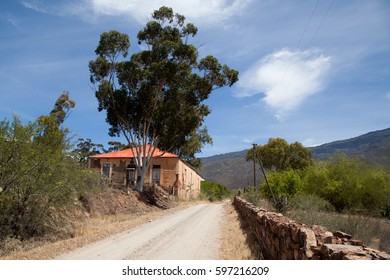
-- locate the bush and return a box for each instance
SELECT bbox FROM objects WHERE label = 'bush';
[241,186,261,206]
[291,194,335,212]
[200,181,231,202]
[301,155,390,212]
[256,154,390,214]
[288,194,334,226]
[0,116,101,241]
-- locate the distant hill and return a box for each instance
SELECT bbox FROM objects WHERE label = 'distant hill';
[200,127,390,189]
[312,128,390,166]
[199,150,251,189]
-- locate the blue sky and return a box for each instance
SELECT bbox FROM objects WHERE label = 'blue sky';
[1,0,389,157]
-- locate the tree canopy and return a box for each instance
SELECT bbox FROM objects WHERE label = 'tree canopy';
[89,6,238,191]
[247,138,313,171]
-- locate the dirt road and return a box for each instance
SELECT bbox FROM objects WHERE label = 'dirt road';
[57,203,224,260]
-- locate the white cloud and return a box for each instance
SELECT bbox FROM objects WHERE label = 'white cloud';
[236,48,331,119]
[242,137,256,144]
[302,138,321,147]
[21,0,252,25]
[84,0,252,24]
[6,17,22,31]
[22,1,48,13]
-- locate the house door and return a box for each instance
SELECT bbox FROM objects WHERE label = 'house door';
[152,165,161,185]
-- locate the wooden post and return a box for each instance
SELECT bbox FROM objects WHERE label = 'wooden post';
[252,143,257,188]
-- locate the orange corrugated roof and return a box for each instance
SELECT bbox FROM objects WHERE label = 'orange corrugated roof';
[89,145,178,159]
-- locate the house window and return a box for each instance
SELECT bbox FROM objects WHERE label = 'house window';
[102,163,111,178]
[152,165,161,184]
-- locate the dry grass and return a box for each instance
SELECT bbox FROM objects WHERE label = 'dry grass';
[218,200,255,260]
[0,200,199,260]
[242,192,390,255]
[288,209,390,254]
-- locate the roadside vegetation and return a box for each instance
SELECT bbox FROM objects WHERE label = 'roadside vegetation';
[200,181,231,202]
[243,139,390,253]
[0,93,107,254]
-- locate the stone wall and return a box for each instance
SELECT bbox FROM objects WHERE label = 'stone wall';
[233,196,390,260]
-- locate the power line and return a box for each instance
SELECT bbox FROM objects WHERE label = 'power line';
[308,0,335,47]
[296,0,320,50]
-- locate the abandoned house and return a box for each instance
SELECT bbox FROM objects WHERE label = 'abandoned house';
[88,145,204,200]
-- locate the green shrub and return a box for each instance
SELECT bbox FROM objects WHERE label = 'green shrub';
[301,155,390,212]
[291,194,334,212]
[241,186,261,205]
[0,116,101,241]
[256,154,390,214]
[200,181,231,202]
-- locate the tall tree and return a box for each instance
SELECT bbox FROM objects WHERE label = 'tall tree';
[174,127,212,170]
[73,138,106,165]
[35,91,76,152]
[89,6,238,191]
[247,138,313,171]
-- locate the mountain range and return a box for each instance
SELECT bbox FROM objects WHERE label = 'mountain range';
[199,127,390,189]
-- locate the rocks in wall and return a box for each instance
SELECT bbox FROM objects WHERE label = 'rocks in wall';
[233,196,390,260]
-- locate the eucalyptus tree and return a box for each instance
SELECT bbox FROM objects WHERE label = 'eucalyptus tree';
[89,6,238,191]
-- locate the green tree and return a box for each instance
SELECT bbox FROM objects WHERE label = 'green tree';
[247,138,313,171]
[107,140,133,152]
[73,138,106,165]
[260,169,303,199]
[0,94,100,241]
[200,181,231,202]
[35,91,76,152]
[174,127,212,170]
[49,91,76,126]
[89,7,238,192]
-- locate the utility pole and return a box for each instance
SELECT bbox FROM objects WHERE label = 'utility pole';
[255,147,276,205]
[252,143,257,188]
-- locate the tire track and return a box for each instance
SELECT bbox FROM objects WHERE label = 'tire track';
[57,203,223,260]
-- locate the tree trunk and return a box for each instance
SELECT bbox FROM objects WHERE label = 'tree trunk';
[133,145,154,193]
[136,167,146,192]
[136,178,143,192]
[136,162,150,192]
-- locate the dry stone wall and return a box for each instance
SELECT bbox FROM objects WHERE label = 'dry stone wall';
[234,196,390,260]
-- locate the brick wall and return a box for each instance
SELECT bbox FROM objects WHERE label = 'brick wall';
[233,196,390,260]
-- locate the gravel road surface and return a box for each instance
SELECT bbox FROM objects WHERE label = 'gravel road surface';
[57,203,224,260]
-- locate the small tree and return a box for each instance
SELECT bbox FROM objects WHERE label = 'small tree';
[89,7,238,192]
